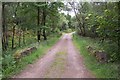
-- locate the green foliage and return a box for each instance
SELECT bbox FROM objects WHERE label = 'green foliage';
[73,34,119,78]
[75,2,119,62]
[63,28,73,33]
[2,1,65,52]
[2,34,60,78]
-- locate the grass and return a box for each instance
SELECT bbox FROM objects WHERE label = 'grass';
[73,34,119,78]
[44,51,67,78]
[2,34,60,78]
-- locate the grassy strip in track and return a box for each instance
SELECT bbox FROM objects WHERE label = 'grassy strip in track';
[44,51,67,78]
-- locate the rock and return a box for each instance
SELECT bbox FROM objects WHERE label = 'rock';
[22,47,37,56]
[30,47,37,51]
[94,50,108,63]
[86,46,95,54]
[92,50,97,56]
[86,45,108,63]
[21,49,30,56]
[14,47,37,60]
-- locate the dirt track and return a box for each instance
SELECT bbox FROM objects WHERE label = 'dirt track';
[13,33,95,78]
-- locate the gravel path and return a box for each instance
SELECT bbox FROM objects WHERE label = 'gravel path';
[13,33,95,78]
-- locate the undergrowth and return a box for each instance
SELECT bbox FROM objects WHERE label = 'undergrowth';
[2,34,60,78]
[73,34,119,79]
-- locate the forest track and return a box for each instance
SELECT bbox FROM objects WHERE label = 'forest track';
[13,33,95,78]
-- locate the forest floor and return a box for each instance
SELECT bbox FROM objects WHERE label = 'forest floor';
[13,33,95,78]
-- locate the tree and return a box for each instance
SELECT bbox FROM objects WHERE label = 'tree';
[2,3,8,51]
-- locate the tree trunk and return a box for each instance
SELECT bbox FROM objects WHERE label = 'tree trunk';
[82,20,86,36]
[18,28,21,47]
[51,20,55,33]
[12,3,18,49]
[37,30,40,42]
[43,29,47,40]
[2,3,8,51]
[0,2,2,53]
[2,3,5,50]
[78,23,83,35]
[118,2,120,61]
[37,6,41,42]
[12,25,15,49]
[23,30,25,45]
[69,2,84,36]
[42,8,47,40]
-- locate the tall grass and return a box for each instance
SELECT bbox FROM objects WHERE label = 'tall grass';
[73,34,119,78]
